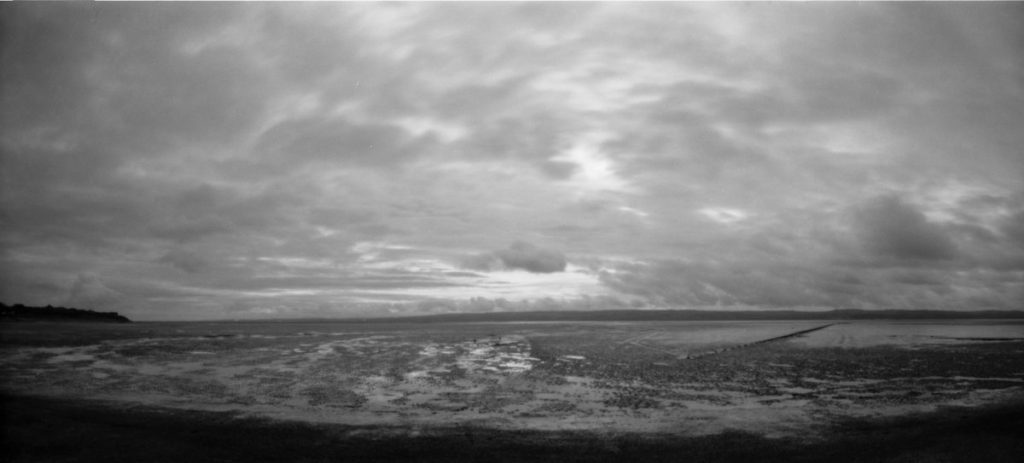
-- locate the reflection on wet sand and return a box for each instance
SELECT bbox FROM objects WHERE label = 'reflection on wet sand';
[2,320,1023,438]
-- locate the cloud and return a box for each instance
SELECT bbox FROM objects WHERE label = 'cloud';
[464,242,568,273]
[1001,209,1024,249]
[852,195,958,262]
[66,273,125,310]
[252,116,432,170]
[158,248,211,274]
[597,256,1021,311]
[2,3,1023,318]
[599,260,840,308]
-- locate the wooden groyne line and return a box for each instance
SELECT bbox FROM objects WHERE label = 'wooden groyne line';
[681,324,836,360]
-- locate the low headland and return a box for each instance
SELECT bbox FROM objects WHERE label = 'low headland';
[0,303,131,323]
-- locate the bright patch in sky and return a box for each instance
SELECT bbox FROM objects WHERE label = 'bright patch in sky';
[556,133,633,196]
[393,117,467,143]
[698,208,750,224]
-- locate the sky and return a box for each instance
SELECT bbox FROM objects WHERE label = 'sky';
[2,2,1023,321]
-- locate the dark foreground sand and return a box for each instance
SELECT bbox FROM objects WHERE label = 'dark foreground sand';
[3,393,1023,463]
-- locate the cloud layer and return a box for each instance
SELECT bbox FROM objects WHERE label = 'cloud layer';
[1,3,1022,319]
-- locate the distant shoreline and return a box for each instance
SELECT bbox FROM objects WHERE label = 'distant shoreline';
[204,308,1024,324]
[5,304,1022,324]
[0,303,131,323]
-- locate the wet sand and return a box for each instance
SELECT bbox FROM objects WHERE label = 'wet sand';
[3,393,1023,463]
[2,320,1024,460]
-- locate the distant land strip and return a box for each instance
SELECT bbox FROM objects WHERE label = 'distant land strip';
[0,303,131,323]
[279,308,1024,324]
[4,304,1022,324]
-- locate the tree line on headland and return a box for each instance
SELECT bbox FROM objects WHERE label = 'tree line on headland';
[0,302,131,323]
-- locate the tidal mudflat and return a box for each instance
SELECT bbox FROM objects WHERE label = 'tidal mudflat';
[3,320,1024,461]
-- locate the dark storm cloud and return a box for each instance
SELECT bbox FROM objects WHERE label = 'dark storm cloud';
[853,195,958,262]
[496,242,568,273]
[464,242,568,274]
